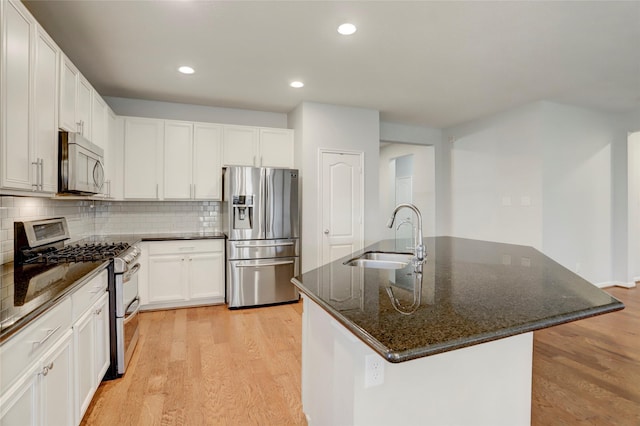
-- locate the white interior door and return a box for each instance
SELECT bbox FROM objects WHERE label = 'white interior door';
[320,151,364,310]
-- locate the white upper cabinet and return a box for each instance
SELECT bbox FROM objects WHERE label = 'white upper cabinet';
[59,53,95,140]
[58,53,79,132]
[123,117,164,199]
[259,128,294,168]
[164,120,222,200]
[91,95,107,151]
[77,75,92,138]
[222,125,294,168]
[164,120,193,199]
[105,109,122,199]
[193,123,222,200]
[1,0,59,194]
[222,125,259,167]
[33,26,60,193]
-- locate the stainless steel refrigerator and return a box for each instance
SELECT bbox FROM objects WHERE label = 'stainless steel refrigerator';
[223,167,299,308]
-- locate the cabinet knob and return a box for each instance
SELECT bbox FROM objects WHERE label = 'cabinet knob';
[324,229,330,235]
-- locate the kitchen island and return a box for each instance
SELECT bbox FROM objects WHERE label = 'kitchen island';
[291,237,624,425]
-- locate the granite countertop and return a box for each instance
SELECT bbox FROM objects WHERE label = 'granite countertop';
[1,231,226,343]
[1,259,109,343]
[292,236,624,363]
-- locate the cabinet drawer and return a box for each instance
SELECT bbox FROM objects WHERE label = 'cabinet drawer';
[0,297,72,395]
[148,240,223,255]
[72,269,108,321]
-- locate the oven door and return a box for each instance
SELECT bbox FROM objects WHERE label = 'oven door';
[116,262,140,317]
[116,297,140,375]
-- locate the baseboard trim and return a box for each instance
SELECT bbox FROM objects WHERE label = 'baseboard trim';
[596,281,637,289]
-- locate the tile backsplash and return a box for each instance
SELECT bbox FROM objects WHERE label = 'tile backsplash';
[0,196,221,264]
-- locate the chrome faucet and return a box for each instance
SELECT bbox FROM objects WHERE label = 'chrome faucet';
[386,203,426,264]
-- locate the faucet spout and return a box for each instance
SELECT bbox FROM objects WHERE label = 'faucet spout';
[387,203,426,263]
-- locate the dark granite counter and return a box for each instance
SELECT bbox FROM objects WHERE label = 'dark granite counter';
[139,232,226,241]
[1,232,226,343]
[292,236,624,362]
[1,260,109,343]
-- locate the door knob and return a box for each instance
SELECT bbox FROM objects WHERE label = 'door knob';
[324,229,329,234]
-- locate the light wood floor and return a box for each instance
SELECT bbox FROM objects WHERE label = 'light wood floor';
[83,287,639,425]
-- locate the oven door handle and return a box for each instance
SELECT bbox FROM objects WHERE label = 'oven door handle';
[123,298,140,324]
[128,263,141,275]
[235,260,295,268]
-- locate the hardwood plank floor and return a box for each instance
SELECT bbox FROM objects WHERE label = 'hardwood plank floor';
[531,286,640,425]
[82,287,639,425]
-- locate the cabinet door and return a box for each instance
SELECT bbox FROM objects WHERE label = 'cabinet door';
[33,27,59,193]
[106,111,123,199]
[193,123,222,200]
[73,308,95,420]
[0,362,38,426]
[1,0,34,190]
[147,254,186,303]
[77,76,92,139]
[222,125,258,166]
[123,117,163,199]
[94,293,111,384]
[188,249,225,300]
[259,128,294,168]
[59,54,78,132]
[41,331,74,426]
[91,93,107,150]
[164,121,193,199]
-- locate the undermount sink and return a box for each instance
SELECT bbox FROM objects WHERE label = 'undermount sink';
[344,251,414,270]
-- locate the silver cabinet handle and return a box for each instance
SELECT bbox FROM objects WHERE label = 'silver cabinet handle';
[32,160,40,190]
[156,183,159,199]
[39,158,44,190]
[235,260,295,268]
[324,229,330,234]
[32,326,61,349]
[41,362,54,376]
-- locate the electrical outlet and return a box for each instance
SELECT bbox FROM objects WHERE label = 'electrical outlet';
[364,354,385,388]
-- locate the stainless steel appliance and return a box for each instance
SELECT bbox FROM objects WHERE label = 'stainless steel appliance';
[13,217,141,379]
[58,131,105,195]
[224,167,300,308]
[109,245,141,378]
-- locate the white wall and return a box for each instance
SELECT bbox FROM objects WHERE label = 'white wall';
[629,131,640,283]
[379,122,449,235]
[104,96,287,128]
[443,101,633,286]
[445,103,544,249]
[288,102,380,273]
[379,144,436,240]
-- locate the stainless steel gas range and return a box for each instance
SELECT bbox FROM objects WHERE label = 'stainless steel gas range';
[14,217,141,379]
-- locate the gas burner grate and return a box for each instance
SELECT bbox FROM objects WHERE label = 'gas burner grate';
[24,242,131,264]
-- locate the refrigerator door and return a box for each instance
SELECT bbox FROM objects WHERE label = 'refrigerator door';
[265,168,299,239]
[226,167,265,240]
[226,257,300,308]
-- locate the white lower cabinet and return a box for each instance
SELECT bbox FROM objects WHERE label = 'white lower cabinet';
[73,292,109,421]
[0,268,110,426]
[141,240,225,310]
[0,330,74,426]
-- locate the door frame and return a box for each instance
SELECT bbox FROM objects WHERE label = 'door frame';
[318,148,365,268]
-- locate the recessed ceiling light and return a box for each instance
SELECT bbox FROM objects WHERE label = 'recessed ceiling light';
[178,66,195,74]
[290,81,304,88]
[337,23,357,35]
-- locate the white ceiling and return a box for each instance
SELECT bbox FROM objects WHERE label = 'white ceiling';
[24,0,640,128]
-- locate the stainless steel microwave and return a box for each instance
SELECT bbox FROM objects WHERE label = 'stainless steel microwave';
[58,131,105,194]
